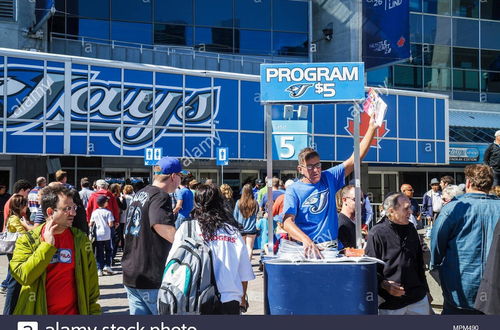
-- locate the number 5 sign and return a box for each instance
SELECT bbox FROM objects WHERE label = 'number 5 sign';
[272,120,310,160]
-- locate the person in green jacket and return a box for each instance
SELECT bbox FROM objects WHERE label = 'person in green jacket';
[9,185,101,315]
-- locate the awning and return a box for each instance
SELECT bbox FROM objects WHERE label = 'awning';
[450,110,500,129]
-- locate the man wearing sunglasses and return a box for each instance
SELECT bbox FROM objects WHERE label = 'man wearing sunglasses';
[283,113,379,259]
[9,185,101,315]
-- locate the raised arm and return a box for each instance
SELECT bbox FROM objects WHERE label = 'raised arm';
[342,113,378,177]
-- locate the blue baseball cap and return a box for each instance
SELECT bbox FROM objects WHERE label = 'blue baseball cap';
[155,157,189,175]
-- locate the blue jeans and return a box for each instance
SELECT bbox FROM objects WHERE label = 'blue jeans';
[3,254,20,315]
[95,240,112,270]
[124,286,159,315]
[175,215,190,229]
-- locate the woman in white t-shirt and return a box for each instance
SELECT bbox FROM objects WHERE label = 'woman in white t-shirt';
[169,184,255,314]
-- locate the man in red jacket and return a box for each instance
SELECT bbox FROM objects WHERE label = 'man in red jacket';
[86,179,119,225]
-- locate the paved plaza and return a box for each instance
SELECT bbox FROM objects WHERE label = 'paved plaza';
[0,231,442,315]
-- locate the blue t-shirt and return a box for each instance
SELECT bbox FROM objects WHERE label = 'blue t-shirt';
[260,190,285,211]
[175,187,194,219]
[283,164,345,244]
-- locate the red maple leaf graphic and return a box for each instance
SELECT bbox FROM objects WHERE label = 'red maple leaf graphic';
[346,111,389,148]
[397,36,406,47]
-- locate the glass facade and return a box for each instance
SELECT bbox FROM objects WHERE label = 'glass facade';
[49,0,308,57]
[369,0,500,103]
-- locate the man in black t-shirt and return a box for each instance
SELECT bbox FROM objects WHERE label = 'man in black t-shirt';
[122,157,187,315]
[337,185,358,249]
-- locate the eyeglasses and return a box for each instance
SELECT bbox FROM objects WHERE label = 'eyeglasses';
[301,162,321,171]
[56,205,78,213]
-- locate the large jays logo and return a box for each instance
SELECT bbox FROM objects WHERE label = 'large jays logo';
[0,64,220,150]
[286,83,312,98]
[302,189,329,214]
[345,110,389,149]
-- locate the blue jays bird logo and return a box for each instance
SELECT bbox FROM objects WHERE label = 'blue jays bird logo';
[286,83,313,98]
[302,189,329,214]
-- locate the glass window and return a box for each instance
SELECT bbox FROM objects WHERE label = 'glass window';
[77,19,110,40]
[482,71,500,93]
[410,13,423,43]
[423,0,451,15]
[195,0,233,27]
[273,32,308,57]
[452,0,479,18]
[423,15,451,45]
[410,43,423,65]
[236,29,271,55]
[423,44,451,67]
[453,47,478,69]
[410,0,422,12]
[155,0,193,24]
[424,67,451,90]
[235,0,271,30]
[49,14,65,35]
[55,0,65,12]
[394,65,423,89]
[481,0,500,21]
[273,0,308,33]
[452,18,478,48]
[67,0,110,19]
[367,66,393,87]
[154,24,193,46]
[111,21,152,44]
[111,0,152,22]
[194,27,233,53]
[453,69,479,90]
[481,21,500,50]
[482,50,500,72]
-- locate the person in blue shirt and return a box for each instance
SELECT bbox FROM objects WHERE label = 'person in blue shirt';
[282,114,378,258]
[173,175,194,229]
[234,184,259,261]
[260,178,284,213]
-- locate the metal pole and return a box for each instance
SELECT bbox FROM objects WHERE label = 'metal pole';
[353,102,362,249]
[265,104,274,255]
[221,165,224,185]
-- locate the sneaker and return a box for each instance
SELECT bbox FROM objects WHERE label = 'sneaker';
[97,269,103,277]
[103,266,116,275]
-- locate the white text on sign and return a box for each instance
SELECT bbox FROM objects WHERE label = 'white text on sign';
[265,66,359,83]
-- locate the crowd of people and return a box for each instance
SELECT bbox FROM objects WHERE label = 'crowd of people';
[0,123,499,316]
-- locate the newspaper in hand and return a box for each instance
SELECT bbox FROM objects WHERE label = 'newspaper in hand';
[363,88,387,127]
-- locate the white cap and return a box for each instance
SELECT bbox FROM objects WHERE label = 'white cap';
[495,130,500,137]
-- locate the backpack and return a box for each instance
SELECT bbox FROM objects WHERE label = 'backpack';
[158,220,220,315]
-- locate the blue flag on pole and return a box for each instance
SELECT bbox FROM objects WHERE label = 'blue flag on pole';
[362,0,411,70]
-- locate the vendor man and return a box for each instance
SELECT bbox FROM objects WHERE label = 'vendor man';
[283,113,378,258]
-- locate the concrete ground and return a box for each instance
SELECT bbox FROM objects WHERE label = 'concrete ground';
[0,231,440,315]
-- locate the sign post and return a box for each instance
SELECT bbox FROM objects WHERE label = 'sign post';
[216,147,229,184]
[260,62,366,253]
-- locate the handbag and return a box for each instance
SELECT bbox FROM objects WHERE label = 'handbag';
[0,231,21,255]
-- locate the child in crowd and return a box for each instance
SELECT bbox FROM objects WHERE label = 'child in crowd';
[90,195,115,276]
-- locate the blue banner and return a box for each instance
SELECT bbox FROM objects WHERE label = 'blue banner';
[0,51,447,165]
[260,62,365,103]
[449,144,489,164]
[362,0,411,70]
